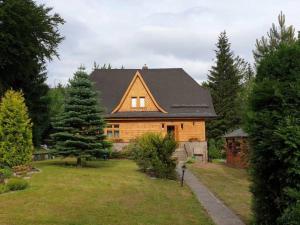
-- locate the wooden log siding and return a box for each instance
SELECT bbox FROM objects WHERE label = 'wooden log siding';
[113,71,167,113]
[104,120,206,142]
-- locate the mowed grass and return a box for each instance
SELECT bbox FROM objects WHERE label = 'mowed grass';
[189,162,252,224]
[0,159,214,225]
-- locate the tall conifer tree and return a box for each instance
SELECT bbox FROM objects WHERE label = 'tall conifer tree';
[253,12,297,65]
[246,42,300,225]
[52,67,110,166]
[206,31,241,139]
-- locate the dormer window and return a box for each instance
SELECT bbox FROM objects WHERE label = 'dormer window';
[140,97,145,107]
[131,97,137,108]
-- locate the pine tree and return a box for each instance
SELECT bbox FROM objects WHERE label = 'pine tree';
[0,90,33,167]
[246,42,300,225]
[206,31,242,139]
[253,12,297,64]
[51,67,111,166]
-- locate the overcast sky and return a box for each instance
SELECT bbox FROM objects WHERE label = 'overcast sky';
[36,0,300,86]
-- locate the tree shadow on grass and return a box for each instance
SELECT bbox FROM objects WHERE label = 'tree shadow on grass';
[34,158,121,169]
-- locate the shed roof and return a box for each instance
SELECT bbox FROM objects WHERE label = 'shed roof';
[223,128,248,138]
[90,68,217,119]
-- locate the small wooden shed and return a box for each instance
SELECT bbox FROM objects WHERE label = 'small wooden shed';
[224,128,249,168]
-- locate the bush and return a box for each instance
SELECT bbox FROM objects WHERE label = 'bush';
[278,202,300,225]
[186,156,196,164]
[6,178,29,191]
[0,90,33,167]
[208,138,224,160]
[110,147,133,159]
[0,167,13,179]
[129,133,178,179]
[0,184,8,194]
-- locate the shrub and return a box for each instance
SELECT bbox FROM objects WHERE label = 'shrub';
[0,90,33,167]
[0,167,13,179]
[129,133,178,179]
[110,148,133,159]
[0,184,8,194]
[278,202,300,225]
[277,189,300,225]
[6,178,29,191]
[208,138,224,160]
[186,156,196,164]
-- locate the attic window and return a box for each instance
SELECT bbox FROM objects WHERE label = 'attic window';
[140,97,145,107]
[131,97,137,108]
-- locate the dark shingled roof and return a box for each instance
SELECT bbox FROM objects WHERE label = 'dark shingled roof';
[223,128,248,138]
[90,68,217,119]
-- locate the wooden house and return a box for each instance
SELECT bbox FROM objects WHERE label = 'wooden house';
[224,128,249,168]
[90,67,216,161]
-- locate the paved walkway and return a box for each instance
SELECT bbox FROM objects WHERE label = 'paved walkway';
[176,164,245,225]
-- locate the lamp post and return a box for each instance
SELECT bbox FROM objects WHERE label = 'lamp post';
[181,164,186,187]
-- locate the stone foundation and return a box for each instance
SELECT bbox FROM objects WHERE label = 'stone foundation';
[112,141,208,163]
[112,142,129,152]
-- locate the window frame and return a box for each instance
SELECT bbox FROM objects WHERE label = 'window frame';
[131,97,137,108]
[106,124,120,139]
[139,97,145,108]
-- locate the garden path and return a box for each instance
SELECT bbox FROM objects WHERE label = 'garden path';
[176,163,245,225]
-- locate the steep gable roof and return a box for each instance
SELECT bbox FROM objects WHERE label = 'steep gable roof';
[112,71,167,113]
[90,68,217,119]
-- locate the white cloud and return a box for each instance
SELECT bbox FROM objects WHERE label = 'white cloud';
[36,0,300,86]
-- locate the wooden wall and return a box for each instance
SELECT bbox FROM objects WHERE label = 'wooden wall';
[105,119,206,142]
[118,76,160,112]
[225,137,249,168]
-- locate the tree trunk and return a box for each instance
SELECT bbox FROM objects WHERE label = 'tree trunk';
[76,157,82,167]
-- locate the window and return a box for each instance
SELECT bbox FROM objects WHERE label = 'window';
[131,97,137,107]
[181,123,184,129]
[140,97,145,107]
[107,130,113,138]
[106,124,120,138]
[114,130,120,138]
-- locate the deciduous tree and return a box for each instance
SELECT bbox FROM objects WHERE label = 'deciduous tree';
[0,0,65,146]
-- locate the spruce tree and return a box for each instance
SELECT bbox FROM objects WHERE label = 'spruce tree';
[246,42,300,224]
[206,31,242,139]
[0,90,33,167]
[51,67,111,166]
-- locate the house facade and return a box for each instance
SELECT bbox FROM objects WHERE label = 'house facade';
[90,67,216,161]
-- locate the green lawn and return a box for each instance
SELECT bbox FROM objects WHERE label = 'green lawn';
[189,162,252,224]
[0,159,214,225]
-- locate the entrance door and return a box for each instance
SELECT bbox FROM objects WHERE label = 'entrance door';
[167,125,176,139]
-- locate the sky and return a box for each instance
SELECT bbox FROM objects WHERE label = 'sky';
[36,0,300,86]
